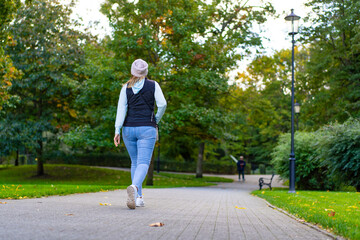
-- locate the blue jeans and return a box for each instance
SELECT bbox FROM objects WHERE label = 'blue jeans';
[122,126,156,197]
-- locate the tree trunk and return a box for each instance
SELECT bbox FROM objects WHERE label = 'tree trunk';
[356,185,360,193]
[146,153,155,186]
[36,139,44,176]
[196,142,205,178]
[15,149,19,166]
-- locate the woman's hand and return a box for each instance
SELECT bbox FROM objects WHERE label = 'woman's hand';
[114,134,120,147]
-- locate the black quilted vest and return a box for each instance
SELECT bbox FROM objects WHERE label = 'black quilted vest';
[123,78,156,127]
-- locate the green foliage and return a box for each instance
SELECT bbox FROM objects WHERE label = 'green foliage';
[253,189,360,240]
[224,48,310,165]
[300,0,360,127]
[316,119,360,191]
[0,54,21,110]
[0,0,21,47]
[271,132,334,190]
[3,0,91,173]
[272,119,360,191]
[0,117,37,155]
[61,39,124,151]
[99,0,275,165]
[0,0,22,109]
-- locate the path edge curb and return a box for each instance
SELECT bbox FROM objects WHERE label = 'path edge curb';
[254,195,346,240]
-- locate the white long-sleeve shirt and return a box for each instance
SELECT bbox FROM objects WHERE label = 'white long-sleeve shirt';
[115,78,167,134]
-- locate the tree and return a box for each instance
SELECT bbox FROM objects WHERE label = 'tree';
[300,0,360,127]
[0,0,22,110]
[61,38,126,152]
[226,48,310,165]
[101,0,274,177]
[4,0,89,175]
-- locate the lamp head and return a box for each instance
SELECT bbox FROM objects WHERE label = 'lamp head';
[285,9,301,35]
[294,102,301,114]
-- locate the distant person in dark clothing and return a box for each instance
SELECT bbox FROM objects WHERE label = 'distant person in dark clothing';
[237,156,246,181]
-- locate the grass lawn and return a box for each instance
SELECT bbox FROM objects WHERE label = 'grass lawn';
[0,164,232,199]
[253,188,360,240]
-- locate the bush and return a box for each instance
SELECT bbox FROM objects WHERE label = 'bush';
[316,119,360,192]
[271,132,334,190]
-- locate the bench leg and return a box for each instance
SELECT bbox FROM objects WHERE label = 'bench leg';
[259,184,262,190]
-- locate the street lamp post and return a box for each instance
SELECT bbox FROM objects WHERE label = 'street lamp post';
[285,9,300,194]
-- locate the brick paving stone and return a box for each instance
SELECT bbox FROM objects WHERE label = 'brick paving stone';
[0,175,336,240]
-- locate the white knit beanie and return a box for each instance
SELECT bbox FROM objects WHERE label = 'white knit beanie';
[131,59,148,77]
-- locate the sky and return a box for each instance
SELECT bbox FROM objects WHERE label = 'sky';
[66,0,312,73]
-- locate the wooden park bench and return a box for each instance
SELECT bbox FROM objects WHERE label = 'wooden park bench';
[259,174,275,190]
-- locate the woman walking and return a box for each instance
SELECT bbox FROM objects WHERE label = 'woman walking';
[114,59,167,209]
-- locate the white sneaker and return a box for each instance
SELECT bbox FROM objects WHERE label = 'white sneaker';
[136,197,145,207]
[126,185,137,209]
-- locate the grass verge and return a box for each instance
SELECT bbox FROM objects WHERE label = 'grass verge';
[0,164,232,199]
[253,188,360,240]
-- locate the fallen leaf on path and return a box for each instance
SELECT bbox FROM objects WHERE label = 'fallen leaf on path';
[0,202,7,204]
[149,222,164,227]
[235,206,246,209]
[65,214,74,216]
[99,203,111,206]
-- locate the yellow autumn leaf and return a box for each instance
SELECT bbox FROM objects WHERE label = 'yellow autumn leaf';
[99,203,111,206]
[161,39,167,46]
[164,27,173,34]
[235,206,246,209]
[69,109,77,118]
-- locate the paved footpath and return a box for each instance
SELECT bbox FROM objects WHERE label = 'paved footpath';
[0,174,337,240]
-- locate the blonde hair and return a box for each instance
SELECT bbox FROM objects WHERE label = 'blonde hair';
[125,75,145,88]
